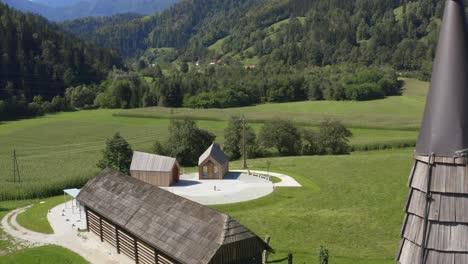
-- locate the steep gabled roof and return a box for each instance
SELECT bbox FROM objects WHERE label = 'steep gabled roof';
[198,143,229,165]
[130,151,178,172]
[77,169,271,264]
[416,0,468,157]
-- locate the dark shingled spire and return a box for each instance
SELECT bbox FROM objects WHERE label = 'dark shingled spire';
[416,0,468,157]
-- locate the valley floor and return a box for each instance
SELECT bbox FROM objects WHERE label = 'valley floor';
[0,78,427,263]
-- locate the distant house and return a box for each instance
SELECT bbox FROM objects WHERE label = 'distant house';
[209,59,222,65]
[244,65,257,70]
[130,151,180,187]
[198,143,229,180]
[77,169,273,264]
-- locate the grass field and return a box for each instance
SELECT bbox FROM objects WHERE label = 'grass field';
[0,245,88,264]
[0,149,410,263]
[16,196,70,234]
[0,78,426,200]
[0,78,428,262]
[216,149,411,263]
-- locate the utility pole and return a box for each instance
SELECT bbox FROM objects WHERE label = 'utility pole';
[12,149,20,183]
[241,114,247,169]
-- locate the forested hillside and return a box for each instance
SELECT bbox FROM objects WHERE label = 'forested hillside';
[62,0,446,78]
[0,3,123,119]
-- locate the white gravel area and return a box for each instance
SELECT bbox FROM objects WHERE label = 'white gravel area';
[1,201,132,264]
[161,170,301,205]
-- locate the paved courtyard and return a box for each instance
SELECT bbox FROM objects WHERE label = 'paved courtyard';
[161,172,275,205]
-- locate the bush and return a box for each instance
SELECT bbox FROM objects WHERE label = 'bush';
[317,119,352,155]
[65,85,97,109]
[319,246,329,264]
[344,83,384,101]
[259,119,302,156]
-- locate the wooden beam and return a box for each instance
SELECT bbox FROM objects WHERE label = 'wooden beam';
[85,207,89,231]
[99,217,103,242]
[116,226,120,254]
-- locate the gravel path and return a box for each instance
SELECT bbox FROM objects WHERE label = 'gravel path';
[1,201,132,264]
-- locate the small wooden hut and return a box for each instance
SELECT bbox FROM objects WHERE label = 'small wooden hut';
[77,169,273,264]
[130,151,180,187]
[198,143,229,180]
[397,1,468,263]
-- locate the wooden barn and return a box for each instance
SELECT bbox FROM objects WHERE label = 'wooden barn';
[198,143,229,180]
[130,151,180,187]
[77,169,273,264]
[397,1,468,263]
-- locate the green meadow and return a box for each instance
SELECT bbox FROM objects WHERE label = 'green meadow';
[0,78,427,263]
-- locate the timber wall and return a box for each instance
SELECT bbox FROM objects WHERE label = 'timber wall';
[86,208,179,264]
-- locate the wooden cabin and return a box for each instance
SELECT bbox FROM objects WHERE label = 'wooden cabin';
[198,143,229,180]
[130,151,180,187]
[77,169,273,264]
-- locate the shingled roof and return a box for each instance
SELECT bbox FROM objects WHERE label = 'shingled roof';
[130,151,178,172]
[397,1,468,263]
[77,169,272,264]
[198,143,229,165]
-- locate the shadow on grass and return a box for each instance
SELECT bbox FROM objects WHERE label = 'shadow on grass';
[0,208,8,212]
[268,257,288,263]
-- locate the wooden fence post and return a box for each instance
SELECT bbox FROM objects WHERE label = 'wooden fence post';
[288,252,293,264]
[262,235,271,264]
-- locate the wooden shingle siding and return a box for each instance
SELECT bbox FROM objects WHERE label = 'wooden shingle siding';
[410,161,468,194]
[399,157,468,263]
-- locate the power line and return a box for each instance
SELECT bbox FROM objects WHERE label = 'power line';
[12,149,21,183]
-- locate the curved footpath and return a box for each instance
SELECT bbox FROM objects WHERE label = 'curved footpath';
[231,170,302,187]
[1,202,132,264]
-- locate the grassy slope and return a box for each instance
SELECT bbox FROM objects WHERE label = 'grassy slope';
[0,78,426,199]
[119,78,428,130]
[0,245,88,264]
[208,17,307,65]
[16,196,70,234]
[217,149,411,263]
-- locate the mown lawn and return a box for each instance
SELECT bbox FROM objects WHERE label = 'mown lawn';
[16,196,70,234]
[0,245,88,264]
[214,149,412,263]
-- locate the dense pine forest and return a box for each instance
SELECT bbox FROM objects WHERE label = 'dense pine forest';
[0,3,123,120]
[62,0,446,77]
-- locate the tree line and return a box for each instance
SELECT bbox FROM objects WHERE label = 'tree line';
[60,63,402,114]
[99,117,352,170]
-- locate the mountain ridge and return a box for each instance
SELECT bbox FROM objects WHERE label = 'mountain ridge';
[0,0,178,21]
